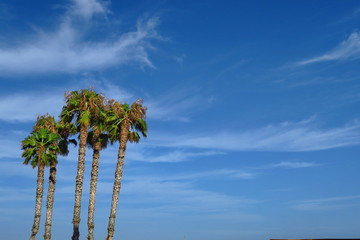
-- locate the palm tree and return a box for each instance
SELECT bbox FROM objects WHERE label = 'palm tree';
[60,89,105,240]
[87,110,108,240]
[32,114,58,240]
[105,99,147,240]
[22,126,60,240]
[34,116,77,240]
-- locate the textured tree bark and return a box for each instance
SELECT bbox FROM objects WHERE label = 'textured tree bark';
[44,164,57,240]
[30,163,45,240]
[87,141,101,240]
[72,125,88,240]
[106,126,129,240]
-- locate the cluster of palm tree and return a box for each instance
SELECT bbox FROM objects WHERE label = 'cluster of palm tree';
[21,88,147,240]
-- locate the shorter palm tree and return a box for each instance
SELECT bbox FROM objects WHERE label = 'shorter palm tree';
[22,127,60,240]
[39,118,77,240]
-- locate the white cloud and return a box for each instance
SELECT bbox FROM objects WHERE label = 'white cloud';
[119,177,258,213]
[0,0,160,75]
[71,0,109,19]
[0,83,199,123]
[292,195,360,211]
[0,138,22,159]
[146,91,202,122]
[270,161,319,168]
[250,160,319,170]
[127,148,223,163]
[298,31,360,65]
[126,169,256,182]
[0,93,63,122]
[0,187,34,202]
[151,118,360,152]
[0,160,35,178]
[97,81,134,101]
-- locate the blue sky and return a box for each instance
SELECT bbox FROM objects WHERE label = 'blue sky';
[0,0,360,239]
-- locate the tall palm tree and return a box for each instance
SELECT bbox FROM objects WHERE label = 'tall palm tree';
[87,110,108,240]
[34,116,77,240]
[105,99,147,240]
[22,126,60,240]
[60,89,105,240]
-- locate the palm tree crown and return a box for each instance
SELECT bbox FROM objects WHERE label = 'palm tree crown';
[107,99,147,144]
[22,128,59,168]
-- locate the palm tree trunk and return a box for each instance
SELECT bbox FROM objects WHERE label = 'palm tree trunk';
[106,126,129,240]
[43,163,57,240]
[30,163,45,240]
[72,124,88,240]
[87,141,101,240]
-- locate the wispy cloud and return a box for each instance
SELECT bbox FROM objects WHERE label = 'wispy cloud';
[152,118,360,152]
[126,148,223,163]
[0,0,160,75]
[269,161,319,168]
[119,177,258,213]
[298,31,360,65]
[0,83,201,122]
[251,160,319,170]
[0,187,34,202]
[292,195,360,211]
[126,169,256,182]
[0,160,35,178]
[70,0,109,19]
[146,90,205,122]
[0,93,64,122]
[336,8,360,24]
[215,60,246,79]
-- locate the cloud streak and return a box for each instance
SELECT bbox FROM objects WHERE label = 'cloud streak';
[269,161,319,169]
[0,0,160,75]
[0,93,64,122]
[126,148,223,163]
[292,195,360,211]
[146,90,205,122]
[0,82,136,123]
[0,84,202,123]
[70,0,109,19]
[298,31,360,65]
[152,118,360,152]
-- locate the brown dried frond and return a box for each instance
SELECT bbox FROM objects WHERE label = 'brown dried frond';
[64,90,71,100]
[34,114,56,133]
[129,99,147,120]
[112,101,125,116]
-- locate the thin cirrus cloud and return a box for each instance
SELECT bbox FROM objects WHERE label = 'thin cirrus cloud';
[0,93,64,122]
[126,148,224,163]
[0,0,160,75]
[71,0,109,19]
[269,161,319,168]
[251,161,320,170]
[152,118,360,152]
[119,178,258,212]
[124,169,256,182]
[291,195,360,211]
[298,31,360,65]
[145,90,207,122]
[0,85,198,123]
